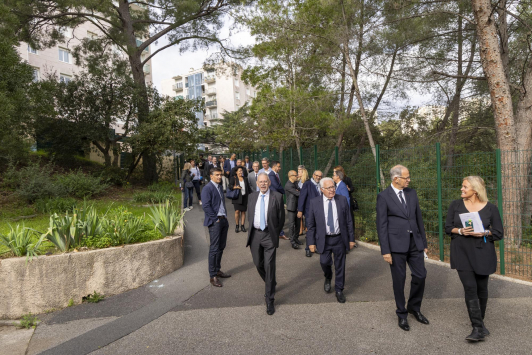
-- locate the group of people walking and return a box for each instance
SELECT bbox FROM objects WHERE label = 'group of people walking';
[197,155,503,342]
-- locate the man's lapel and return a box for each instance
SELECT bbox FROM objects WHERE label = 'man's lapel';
[404,189,413,217]
[388,186,408,218]
[249,192,257,224]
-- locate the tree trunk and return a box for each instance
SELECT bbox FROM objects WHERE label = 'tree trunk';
[472,0,519,244]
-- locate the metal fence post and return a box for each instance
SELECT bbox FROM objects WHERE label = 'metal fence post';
[436,143,444,261]
[375,144,381,194]
[299,147,303,165]
[314,145,318,172]
[496,149,505,275]
[335,146,339,166]
[290,148,294,171]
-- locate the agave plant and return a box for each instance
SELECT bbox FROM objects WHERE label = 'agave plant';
[102,208,146,245]
[148,200,183,237]
[0,224,46,261]
[75,200,103,239]
[45,213,83,252]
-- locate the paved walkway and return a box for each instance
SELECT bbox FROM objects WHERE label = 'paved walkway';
[18,197,532,355]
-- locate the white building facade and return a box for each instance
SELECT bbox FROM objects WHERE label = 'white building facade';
[160,64,257,127]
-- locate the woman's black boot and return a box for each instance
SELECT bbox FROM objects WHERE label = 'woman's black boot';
[241,225,247,232]
[235,224,240,233]
[479,297,490,336]
[465,299,485,342]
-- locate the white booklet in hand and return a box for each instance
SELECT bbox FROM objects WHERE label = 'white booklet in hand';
[459,212,485,233]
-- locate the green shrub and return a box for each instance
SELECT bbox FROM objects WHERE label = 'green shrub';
[19,313,39,329]
[133,191,175,204]
[35,197,77,214]
[56,169,109,198]
[102,207,147,245]
[99,167,125,186]
[136,228,164,243]
[0,225,46,261]
[75,201,104,239]
[45,213,84,252]
[84,234,115,249]
[83,291,104,303]
[149,200,183,237]
[147,181,176,193]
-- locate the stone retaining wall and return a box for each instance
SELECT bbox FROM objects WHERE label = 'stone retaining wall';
[0,234,184,319]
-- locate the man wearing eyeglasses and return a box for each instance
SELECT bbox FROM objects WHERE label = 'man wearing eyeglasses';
[306,178,355,303]
[297,170,323,257]
[376,165,429,332]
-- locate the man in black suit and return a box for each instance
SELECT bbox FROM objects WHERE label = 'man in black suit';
[246,172,285,315]
[307,177,355,303]
[244,156,253,172]
[203,156,219,182]
[376,165,429,331]
[284,170,302,249]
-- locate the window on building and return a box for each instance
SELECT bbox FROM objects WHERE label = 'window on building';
[28,45,37,54]
[235,92,240,100]
[235,79,239,87]
[246,88,250,96]
[60,27,73,38]
[58,48,70,63]
[32,68,40,82]
[59,74,72,84]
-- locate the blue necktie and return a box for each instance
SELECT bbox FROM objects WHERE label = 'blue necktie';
[260,194,266,230]
[399,191,408,213]
[327,199,335,234]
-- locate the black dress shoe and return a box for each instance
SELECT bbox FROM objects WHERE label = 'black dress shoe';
[408,309,430,324]
[291,243,299,249]
[306,250,312,257]
[324,278,332,293]
[266,301,275,315]
[241,225,247,232]
[335,291,346,303]
[398,318,410,331]
[235,225,240,233]
[216,271,231,278]
[295,238,303,245]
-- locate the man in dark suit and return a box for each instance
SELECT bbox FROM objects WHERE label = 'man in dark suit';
[248,161,260,192]
[247,172,285,315]
[307,177,355,303]
[285,170,302,249]
[268,161,288,240]
[203,156,219,182]
[297,170,323,257]
[223,153,237,178]
[333,170,350,209]
[376,165,429,331]
[201,167,231,287]
[244,156,253,172]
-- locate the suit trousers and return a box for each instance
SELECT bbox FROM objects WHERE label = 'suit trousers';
[208,218,229,278]
[192,180,201,200]
[250,228,277,301]
[389,234,427,319]
[287,210,300,243]
[320,234,346,292]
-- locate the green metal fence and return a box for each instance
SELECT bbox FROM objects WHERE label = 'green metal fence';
[240,144,532,280]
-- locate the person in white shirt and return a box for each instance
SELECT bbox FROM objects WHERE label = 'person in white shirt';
[190,159,202,205]
[258,157,272,175]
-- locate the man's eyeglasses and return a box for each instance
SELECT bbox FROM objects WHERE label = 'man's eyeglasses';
[313,174,323,178]
[322,186,336,191]
[397,176,411,181]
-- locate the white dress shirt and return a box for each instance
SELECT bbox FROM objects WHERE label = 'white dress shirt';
[239,178,246,196]
[258,167,272,175]
[254,189,270,229]
[323,195,340,235]
[391,184,407,207]
[190,166,201,180]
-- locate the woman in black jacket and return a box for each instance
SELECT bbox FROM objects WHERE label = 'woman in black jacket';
[445,176,503,342]
[229,166,251,233]
[181,162,194,211]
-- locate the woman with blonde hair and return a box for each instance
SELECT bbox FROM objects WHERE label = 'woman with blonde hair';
[181,162,194,211]
[297,166,309,234]
[445,176,503,342]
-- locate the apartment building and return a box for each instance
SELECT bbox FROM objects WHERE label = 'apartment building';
[17,22,153,86]
[160,64,257,127]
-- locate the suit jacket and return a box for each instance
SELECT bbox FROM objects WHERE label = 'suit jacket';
[203,163,219,180]
[268,171,285,194]
[223,159,236,175]
[244,161,253,172]
[376,186,427,255]
[297,179,321,216]
[284,180,300,212]
[248,171,259,192]
[306,194,354,253]
[335,180,351,209]
[201,182,226,227]
[246,190,285,248]
[229,175,251,205]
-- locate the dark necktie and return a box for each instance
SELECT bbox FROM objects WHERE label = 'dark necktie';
[218,184,226,208]
[398,191,407,213]
[327,199,335,234]
[276,173,280,184]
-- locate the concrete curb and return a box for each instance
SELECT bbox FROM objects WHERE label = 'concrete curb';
[356,240,532,286]
[0,320,41,327]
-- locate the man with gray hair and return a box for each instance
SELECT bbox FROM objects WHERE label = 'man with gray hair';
[376,164,429,331]
[248,161,261,192]
[307,177,355,303]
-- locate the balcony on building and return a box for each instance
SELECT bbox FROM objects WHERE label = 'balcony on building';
[173,82,184,91]
[143,64,150,74]
[206,100,217,108]
[204,75,216,83]
[206,88,216,96]
[173,74,183,80]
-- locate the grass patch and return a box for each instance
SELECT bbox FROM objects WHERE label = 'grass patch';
[83,291,105,303]
[19,313,39,329]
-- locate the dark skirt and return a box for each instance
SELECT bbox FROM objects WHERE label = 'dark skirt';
[233,193,248,212]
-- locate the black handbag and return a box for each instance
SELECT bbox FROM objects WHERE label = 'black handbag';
[226,187,240,200]
[185,181,194,188]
